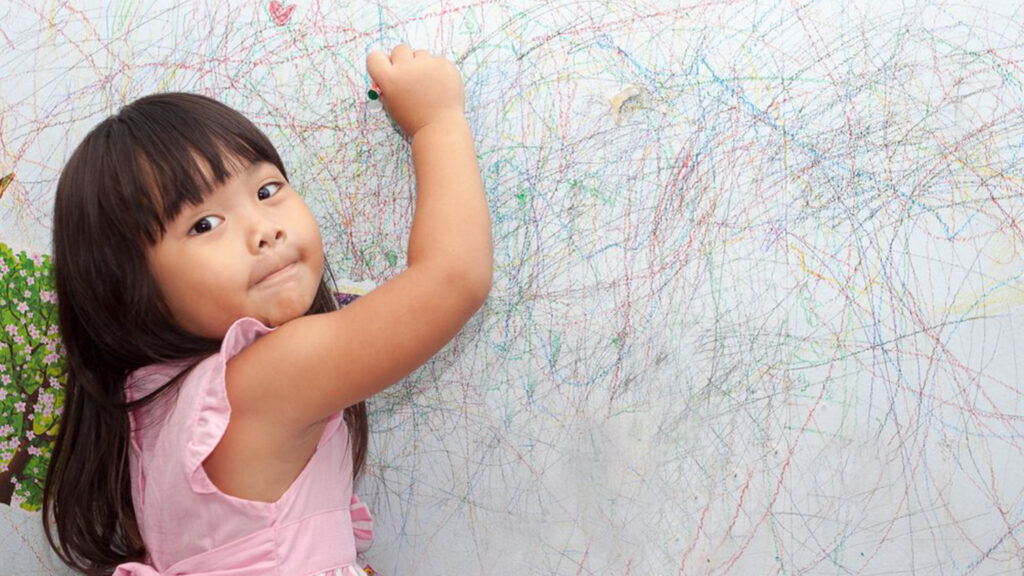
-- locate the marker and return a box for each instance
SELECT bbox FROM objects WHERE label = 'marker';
[367,83,383,111]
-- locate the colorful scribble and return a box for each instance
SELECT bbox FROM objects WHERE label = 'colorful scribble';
[0,1,1021,575]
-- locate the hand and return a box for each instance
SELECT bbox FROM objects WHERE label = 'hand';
[366,45,466,138]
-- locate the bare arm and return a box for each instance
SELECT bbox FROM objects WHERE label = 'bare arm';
[388,48,492,290]
[225,45,492,436]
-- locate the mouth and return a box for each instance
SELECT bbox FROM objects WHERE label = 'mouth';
[253,260,299,286]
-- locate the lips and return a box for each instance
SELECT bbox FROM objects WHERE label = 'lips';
[251,255,300,286]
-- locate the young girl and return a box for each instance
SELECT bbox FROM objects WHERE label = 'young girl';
[41,45,492,576]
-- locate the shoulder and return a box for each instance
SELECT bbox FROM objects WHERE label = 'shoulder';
[126,317,280,496]
[125,317,273,395]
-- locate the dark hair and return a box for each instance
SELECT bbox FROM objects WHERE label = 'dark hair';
[42,93,368,575]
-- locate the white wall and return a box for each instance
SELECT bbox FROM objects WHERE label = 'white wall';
[1,1,1022,574]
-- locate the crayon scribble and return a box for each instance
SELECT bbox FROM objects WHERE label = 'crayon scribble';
[1,1,1022,575]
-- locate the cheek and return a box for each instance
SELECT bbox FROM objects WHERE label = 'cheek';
[305,208,323,244]
[151,249,221,293]
[146,246,181,303]
[298,208,325,262]
[146,243,241,332]
[146,254,195,330]
[305,239,326,293]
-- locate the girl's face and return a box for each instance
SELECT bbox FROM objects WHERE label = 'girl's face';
[146,160,324,339]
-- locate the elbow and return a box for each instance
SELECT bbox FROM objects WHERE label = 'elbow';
[471,245,494,307]
[448,240,493,310]
[414,245,492,313]
[476,266,493,307]
[459,265,492,311]
[441,260,491,313]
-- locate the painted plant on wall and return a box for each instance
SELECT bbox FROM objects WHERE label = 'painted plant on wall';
[0,243,64,510]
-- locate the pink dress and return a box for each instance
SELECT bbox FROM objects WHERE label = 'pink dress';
[115,317,373,576]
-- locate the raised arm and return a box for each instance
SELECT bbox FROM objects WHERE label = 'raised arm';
[226,45,492,437]
[372,45,493,294]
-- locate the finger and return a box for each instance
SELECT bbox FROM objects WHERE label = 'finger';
[366,50,392,87]
[391,44,413,62]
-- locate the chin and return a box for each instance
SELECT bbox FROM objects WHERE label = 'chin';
[268,297,317,327]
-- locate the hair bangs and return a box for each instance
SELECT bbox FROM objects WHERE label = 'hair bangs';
[112,93,288,244]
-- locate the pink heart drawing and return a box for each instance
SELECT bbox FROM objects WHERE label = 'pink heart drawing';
[269,1,295,26]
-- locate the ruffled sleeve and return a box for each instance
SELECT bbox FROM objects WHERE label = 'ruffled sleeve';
[184,317,275,494]
[350,494,374,553]
[112,562,162,576]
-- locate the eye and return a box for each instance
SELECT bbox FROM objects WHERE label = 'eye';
[257,182,282,200]
[189,215,224,235]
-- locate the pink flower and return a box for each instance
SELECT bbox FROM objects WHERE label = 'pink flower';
[1,375,9,386]
[15,402,26,411]
[17,302,28,313]
[29,446,42,456]
[27,277,34,285]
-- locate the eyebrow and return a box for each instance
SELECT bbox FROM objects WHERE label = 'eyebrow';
[242,160,279,180]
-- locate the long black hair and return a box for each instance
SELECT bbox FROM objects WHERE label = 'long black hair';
[42,93,368,575]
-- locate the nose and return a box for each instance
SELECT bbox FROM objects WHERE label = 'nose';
[259,228,285,248]
[253,219,286,251]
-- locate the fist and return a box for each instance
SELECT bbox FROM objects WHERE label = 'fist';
[366,45,466,137]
